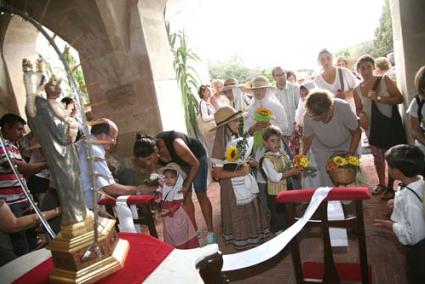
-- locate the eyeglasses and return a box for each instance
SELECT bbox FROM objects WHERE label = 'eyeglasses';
[274,73,286,77]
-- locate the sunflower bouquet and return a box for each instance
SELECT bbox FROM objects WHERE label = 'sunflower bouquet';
[294,154,317,177]
[253,107,275,150]
[326,152,360,185]
[224,134,254,171]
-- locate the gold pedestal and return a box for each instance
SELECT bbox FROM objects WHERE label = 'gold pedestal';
[47,215,129,283]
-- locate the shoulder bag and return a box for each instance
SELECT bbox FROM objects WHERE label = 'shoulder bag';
[368,77,407,149]
[196,101,216,140]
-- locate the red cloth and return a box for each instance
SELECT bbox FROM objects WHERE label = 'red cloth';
[14,233,174,284]
[98,195,154,206]
[303,262,372,283]
[276,187,370,203]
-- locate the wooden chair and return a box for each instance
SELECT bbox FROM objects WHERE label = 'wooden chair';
[276,187,371,284]
[98,195,158,238]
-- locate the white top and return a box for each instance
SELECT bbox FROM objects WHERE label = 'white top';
[354,76,393,137]
[199,100,215,122]
[274,82,300,135]
[294,98,305,126]
[391,177,425,245]
[262,151,286,182]
[162,174,184,201]
[314,67,360,112]
[76,136,115,209]
[406,95,425,156]
[244,89,287,135]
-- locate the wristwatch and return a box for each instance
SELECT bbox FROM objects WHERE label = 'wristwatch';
[376,96,382,101]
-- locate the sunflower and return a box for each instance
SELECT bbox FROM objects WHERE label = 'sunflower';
[347,155,360,167]
[294,155,310,169]
[332,156,347,167]
[256,107,273,117]
[226,146,239,162]
[299,156,310,168]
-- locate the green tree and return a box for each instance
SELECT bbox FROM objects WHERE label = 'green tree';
[337,0,393,60]
[373,0,393,57]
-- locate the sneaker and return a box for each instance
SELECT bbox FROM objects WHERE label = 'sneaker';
[207,232,217,244]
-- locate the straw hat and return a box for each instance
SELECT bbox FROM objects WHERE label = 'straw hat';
[211,105,245,131]
[159,162,187,180]
[244,76,277,92]
[222,78,242,92]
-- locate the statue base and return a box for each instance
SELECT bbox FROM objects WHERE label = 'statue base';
[47,215,129,283]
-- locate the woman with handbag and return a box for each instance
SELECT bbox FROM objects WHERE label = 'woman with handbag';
[197,85,216,156]
[314,49,360,113]
[353,55,404,199]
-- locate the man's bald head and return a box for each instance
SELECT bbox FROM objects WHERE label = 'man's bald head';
[91,118,117,135]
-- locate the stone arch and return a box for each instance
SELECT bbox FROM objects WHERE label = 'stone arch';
[0,0,186,159]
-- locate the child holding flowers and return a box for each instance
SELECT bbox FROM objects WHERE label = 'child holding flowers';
[212,105,269,250]
[261,126,302,233]
[244,76,286,221]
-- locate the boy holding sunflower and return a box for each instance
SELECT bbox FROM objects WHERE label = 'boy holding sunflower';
[261,126,302,234]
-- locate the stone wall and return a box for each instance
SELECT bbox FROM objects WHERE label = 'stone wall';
[0,0,186,160]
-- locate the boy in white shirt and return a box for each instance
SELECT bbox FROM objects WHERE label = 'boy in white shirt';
[374,144,425,284]
[261,126,301,234]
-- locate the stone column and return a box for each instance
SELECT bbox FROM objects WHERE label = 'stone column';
[390,0,425,142]
[390,0,425,102]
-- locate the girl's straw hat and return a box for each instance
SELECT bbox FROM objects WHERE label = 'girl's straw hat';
[211,105,245,131]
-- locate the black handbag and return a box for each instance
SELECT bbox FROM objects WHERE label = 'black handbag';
[368,101,406,149]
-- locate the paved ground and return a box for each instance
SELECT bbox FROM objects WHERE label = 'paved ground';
[148,153,407,283]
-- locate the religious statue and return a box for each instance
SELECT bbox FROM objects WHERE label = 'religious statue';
[22,59,128,283]
[23,59,87,225]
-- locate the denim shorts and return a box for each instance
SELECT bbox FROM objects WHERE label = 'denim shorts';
[182,155,208,194]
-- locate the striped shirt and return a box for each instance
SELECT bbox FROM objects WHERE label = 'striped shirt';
[0,141,27,205]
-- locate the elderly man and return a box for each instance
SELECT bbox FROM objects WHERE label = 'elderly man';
[272,67,300,152]
[76,119,153,209]
[222,78,251,112]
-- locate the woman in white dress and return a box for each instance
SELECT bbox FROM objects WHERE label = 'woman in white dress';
[314,49,360,112]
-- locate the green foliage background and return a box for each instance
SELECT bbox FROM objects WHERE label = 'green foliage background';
[337,0,393,61]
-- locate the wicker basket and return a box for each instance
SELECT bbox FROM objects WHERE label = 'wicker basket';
[328,167,356,185]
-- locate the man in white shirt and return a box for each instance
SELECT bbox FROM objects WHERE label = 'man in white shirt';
[77,118,154,209]
[272,67,300,157]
